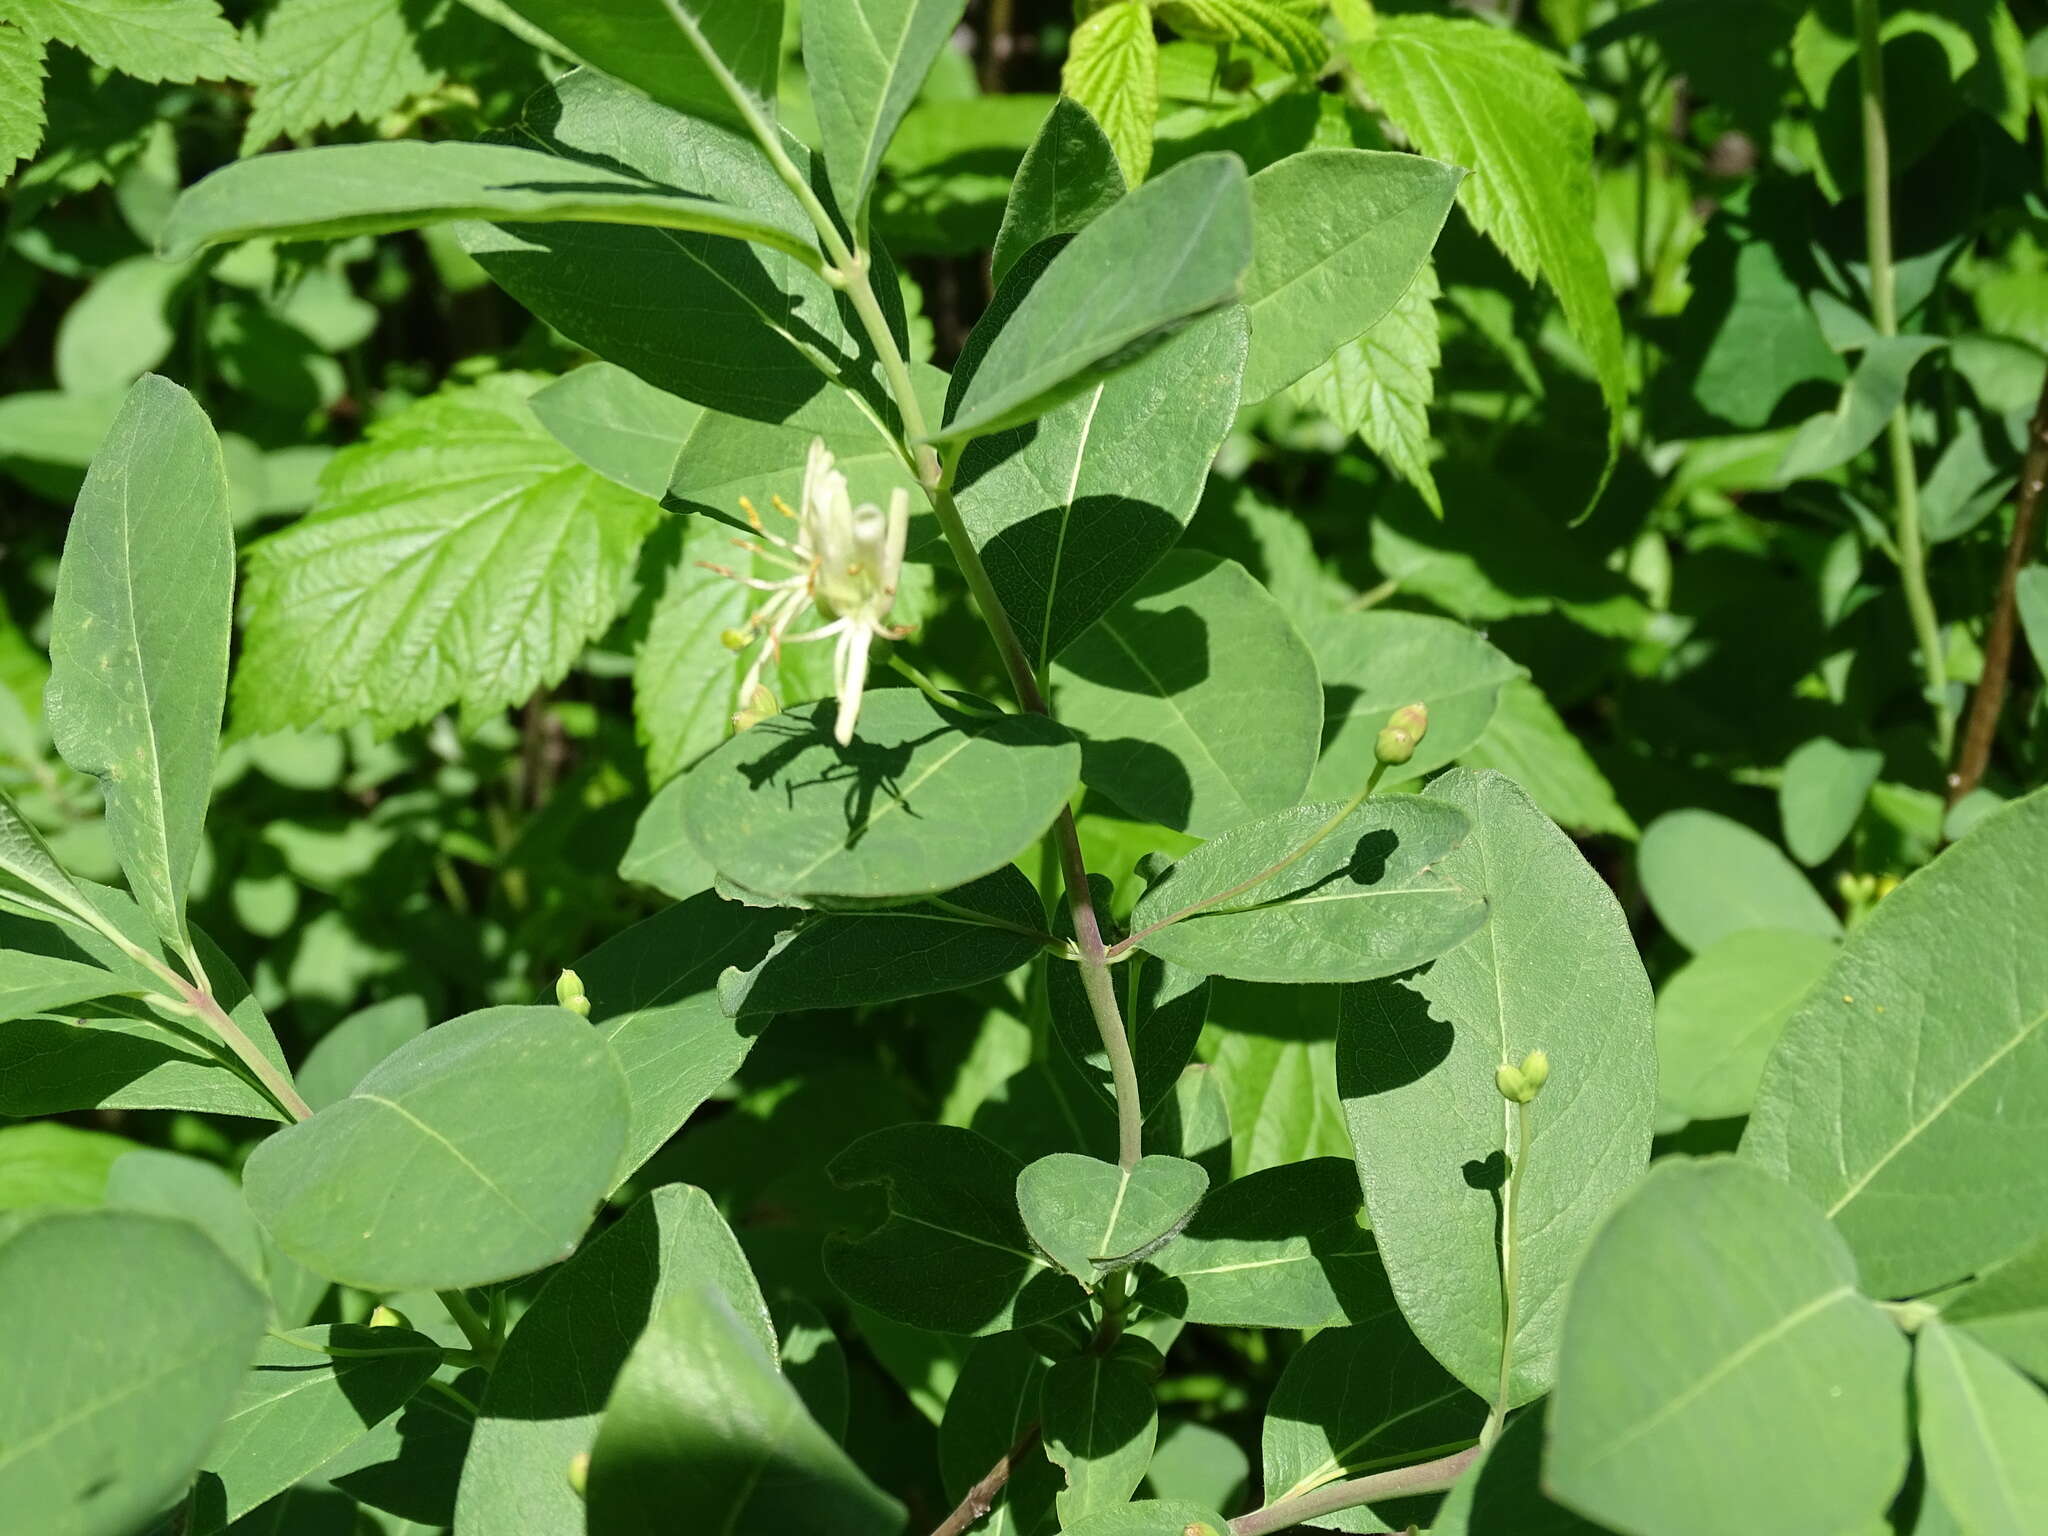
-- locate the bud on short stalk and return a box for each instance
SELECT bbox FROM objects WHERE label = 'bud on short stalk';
[1375,701,1429,766]
[555,969,590,1019]
[1495,1048,1549,1105]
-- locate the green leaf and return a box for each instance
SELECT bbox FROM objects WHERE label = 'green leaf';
[1043,1349,1160,1523]
[940,153,1252,441]
[1304,610,1522,798]
[1049,950,1210,1124]
[234,374,661,738]
[939,1334,1060,1535]
[1135,1157,1384,1329]
[1427,1400,1607,1536]
[1061,0,1159,185]
[53,254,185,394]
[46,374,231,960]
[528,362,705,504]
[1743,787,2048,1296]
[956,292,1246,670]
[1051,551,1320,837]
[1240,149,1459,403]
[496,0,784,135]
[454,1184,772,1536]
[1916,1318,2048,1535]
[0,1121,136,1209]
[1780,736,1884,867]
[239,0,446,154]
[1461,677,1636,840]
[244,1005,629,1290]
[318,1364,484,1528]
[192,1325,442,1533]
[992,96,1126,286]
[1638,808,1843,953]
[1340,769,1655,1404]
[825,1123,1085,1334]
[9,0,253,83]
[1017,1153,1208,1285]
[1547,1159,1911,1536]
[0,785,102,932]
[774,1299,848,1444]
[1127,795,1488,984]
[1942,1234,2048,1384]
[1656,929,1838,1125]
[2016,566,2048,679]
[1351,15,1627,476]
[1777,337,1945,483]
[0,1210,268,1536]
[718,865,1047,1016]
[163,141,821,265]
[1259,1311,1485,1531]
[677,689,1081,903]
[0,21,46,179]
[804,0,967,226]
[1062,1502,1232,1536]
[297,996,428,1111]
[1158,0,1329,73]
[0,940,124,1024]
[1202,981,1350,1179]
[105,1147,264,1283]
[1292,259,1443,514]
[588,1280,904,1536]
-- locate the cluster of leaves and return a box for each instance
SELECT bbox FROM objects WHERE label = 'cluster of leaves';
[2,2,2048,1536]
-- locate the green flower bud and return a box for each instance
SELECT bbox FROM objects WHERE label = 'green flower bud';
[1375,701,1429,766]
[368,1304,411,1329]
[1519,1049,1549,1093]
[1495,1062,1529,1102]
[719,627,751,651]
[567,1451,589,1498]
[555,969,590,1019]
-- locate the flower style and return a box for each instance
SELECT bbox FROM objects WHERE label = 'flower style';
[709,438,913,746]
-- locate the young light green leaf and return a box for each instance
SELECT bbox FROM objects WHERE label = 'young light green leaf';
[163,140,821,264]
[804,0,968,226]
[1638,808,1843,953]
[1259,1312,1486,1531]
[454,1184,772,1536]
[1942,1234,2048,1384]
[1340,769,1655,1404]
[1351,15,1627,478]
[235,373,660,738]
[679,689,1081,903]
[1128,795,1487,984]
[0,1121,136,1211]
[1777,337,1945,483]
[244,1006,629,1291]
[297,996,429,1111]
[1052,551,1321,837]
[1743,787,2048,1297]
[1915,1319,2048,1535]
[239,0,436,152]
[1657,929,1837,1125]
[825,1123,1085,1335]
[9,0,253,83]
[0,20,45,178]
[1548,1159,1911,1536]
[1017,1152,1209,1285]
[940,153,1252,441]
[1240,149,1460,403]
[1043,1349,1160,1523]
[0,1210,268,1536]
[1159,0,1329,73]
[496,0,784,134]
[1304,609,1522,797]
[587,1281,905,1536]
[1780,736,1884,867]
[992,96,1126,285]
[1461,676,1637,840]
[1061,0,1159,185]
[46,374,231,961]
[1292,259,1443,514]
[192,1325,442,1533]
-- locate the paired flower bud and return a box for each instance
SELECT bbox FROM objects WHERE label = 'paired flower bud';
[555,969,590,1019]
[1496,1048,1549,1105]
[368,1304,411,1329]
[1375,702,1429,767]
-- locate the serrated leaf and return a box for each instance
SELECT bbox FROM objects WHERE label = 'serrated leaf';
[47,374,231,961]
[454,1185,773,1536]
[804,0,967,226]
[824,1123,1086,1334]
[1915,1319,2048,1535]
[1547,1159,1910,1536]
[165,140,821,264]
[235,373,660,738]
[677,689,1081,903]
[1240,148,1459,402]
[0,21,48,180]
[1043,1350,1159,1522]
[0,1210,268,1536]
[1638,808,1843,953]
[1052,550,1321,837]
[244,1006,629,1290]
[1128,795,1487,984]
[1292,260,1442,513]
[992,95,1126,286]
[1460,676,1636,840]
[1017,1152,1208,1284]
[941,152,1250,441]
[1062,0,1158,185]
[1656,929,1837,1125]
[9,0,253,83]
[192,1326,442,1533]
[1743,787,2048,1297]
[498,0,783,135]
[1352,15,1627,478]
[240,0,443,154]
[1159,0,1328,73]
[1340,769,1655,1405]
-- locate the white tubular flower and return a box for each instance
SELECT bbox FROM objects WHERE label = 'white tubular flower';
[706,438,913,746]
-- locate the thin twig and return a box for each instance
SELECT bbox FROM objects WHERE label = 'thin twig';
[1228,1447,1481,1536]
[930,1423,1042,1536]
[1947,377,2048,806]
